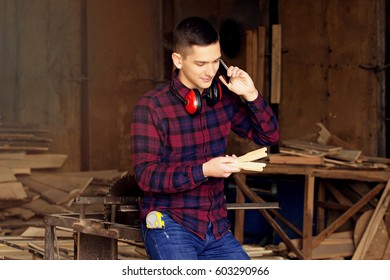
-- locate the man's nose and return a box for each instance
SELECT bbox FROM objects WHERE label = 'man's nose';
[205,63,217,77]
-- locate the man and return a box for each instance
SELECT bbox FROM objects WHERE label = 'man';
[130,16,279,260]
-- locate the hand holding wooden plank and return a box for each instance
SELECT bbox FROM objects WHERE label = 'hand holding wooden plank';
[229,147,268,172]
[237,147,268,162]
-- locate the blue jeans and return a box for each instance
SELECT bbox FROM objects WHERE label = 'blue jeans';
[141,213,250,260]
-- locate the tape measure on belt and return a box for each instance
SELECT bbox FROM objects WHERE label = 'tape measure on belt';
[146,211,165,229]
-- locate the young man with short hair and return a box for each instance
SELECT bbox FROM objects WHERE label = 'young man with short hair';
[130,16,279,260]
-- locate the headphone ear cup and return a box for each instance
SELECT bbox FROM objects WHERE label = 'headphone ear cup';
[184,89,202,115]
[206,82,222,106]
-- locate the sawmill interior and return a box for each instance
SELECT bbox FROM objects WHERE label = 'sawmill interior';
[1,0,390,260]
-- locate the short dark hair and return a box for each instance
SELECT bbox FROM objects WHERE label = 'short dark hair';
[173,17,219,56]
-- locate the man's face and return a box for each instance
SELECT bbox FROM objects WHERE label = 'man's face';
[177,42,221,92]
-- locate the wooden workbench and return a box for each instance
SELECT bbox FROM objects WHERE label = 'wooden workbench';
[232,164,390,259]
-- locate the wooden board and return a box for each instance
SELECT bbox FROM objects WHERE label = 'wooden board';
[21,199,71,215]
[237,147,267,162]
[282,139,343,153]
[27,172,93,194]
[0,154,67,169]
[271,24,282,104]
[0,181,27,200]
[0,167,16,182]
[269,154,324,165]
[4,207,35,221]
[229,162,266,172]
[327,149,362,162]
[40,188,73,205]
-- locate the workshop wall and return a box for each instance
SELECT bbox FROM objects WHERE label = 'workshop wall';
[0,0,82,170]
[278,0,385,156]
[0,0,161,171]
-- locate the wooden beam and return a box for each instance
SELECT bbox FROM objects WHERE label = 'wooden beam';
[256,26,266,94]
[234,181,246,244]
[312,183,385,248]
[302,174,315,259]
[246,30,254,77]
[269,154,324,165]
[271,24,282,104]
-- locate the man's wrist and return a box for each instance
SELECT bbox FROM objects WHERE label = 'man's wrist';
[243,89,259,102]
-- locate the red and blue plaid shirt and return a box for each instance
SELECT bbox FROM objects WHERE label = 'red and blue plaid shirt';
[130,71,279,240]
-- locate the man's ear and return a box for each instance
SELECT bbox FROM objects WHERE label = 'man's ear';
[172,52,183,69]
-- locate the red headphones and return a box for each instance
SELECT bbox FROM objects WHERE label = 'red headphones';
[170,81,222,115]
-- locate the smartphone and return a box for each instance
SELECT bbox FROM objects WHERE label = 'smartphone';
[218,59,230,83]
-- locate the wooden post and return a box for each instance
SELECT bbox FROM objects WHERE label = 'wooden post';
[271,24,282,104]
[256,26,266,94]
[246,30,254,77]
[234,179,246,244]
[302,174,315,259]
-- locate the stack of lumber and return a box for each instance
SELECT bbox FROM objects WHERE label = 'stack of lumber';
[0,168,129,235]
[269,138,390,170]
[0,122,52,153]
[0,122,139,260]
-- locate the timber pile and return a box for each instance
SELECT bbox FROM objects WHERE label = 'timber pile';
[268,123,390,169]
[0,123,139,259]
[0,122,52,153]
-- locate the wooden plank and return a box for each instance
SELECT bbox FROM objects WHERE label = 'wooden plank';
[229,161,266,172]
[271,24,282,104]
[283,139,343,153]
[27,172,93,195]
[0,154,67,169]
[5,207,35,221]
[237,147,267,162]
[0,181,27,200]
[246,30,254,77]
[269,154,324,165]
[302,174,315,259]
[17,176,50,194]
[0,153,26,160]
[40,188,73,205]
[327,149,362,162]
[324,158,359,168]
[234,182,246,244]
[256,26,266,93]
[251,28,258,87]
[21,199,72,215]
[0,167,16,182]
[316,182,326,233]
[326,184,353,206]
[312,236,355,259]
[280,147,327,157]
